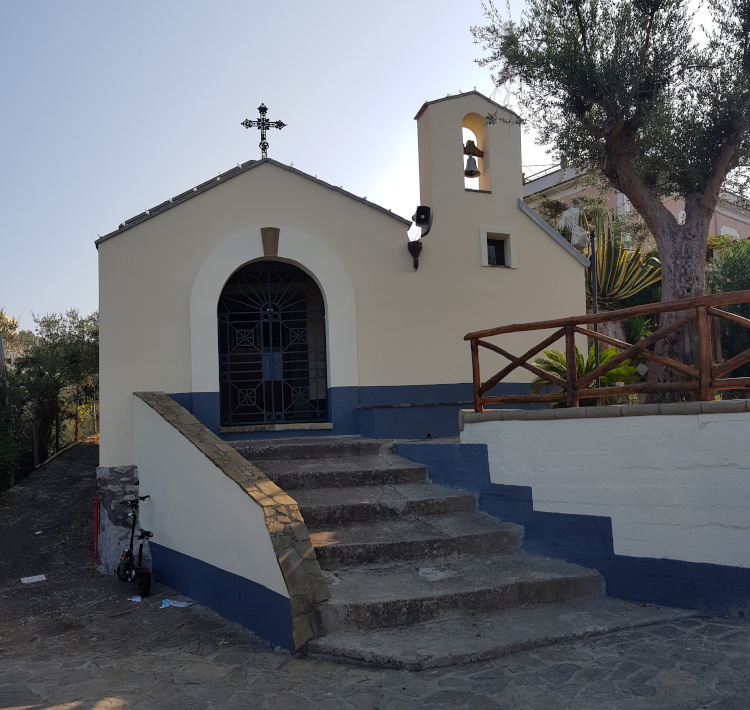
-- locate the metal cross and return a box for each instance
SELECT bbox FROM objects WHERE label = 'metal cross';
[241,103,286,159]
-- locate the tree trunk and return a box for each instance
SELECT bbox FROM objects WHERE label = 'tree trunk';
[601,129,713,398]
[646,195,711,396]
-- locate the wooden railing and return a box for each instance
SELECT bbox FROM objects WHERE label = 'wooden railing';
[465,290,750,411]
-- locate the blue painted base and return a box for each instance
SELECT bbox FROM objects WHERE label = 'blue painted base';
[396,442,750,616]
[170,383,532,441]
[149,542,294,650]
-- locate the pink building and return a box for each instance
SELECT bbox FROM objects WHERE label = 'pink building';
[523,168,750,242]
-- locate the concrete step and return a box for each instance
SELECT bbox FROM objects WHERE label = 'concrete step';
[310,512,523,568]
[291,482,477,527]
[229,436,385,461]
[249,454,427,490]
[318,553,603,633]
[307,596,698,670]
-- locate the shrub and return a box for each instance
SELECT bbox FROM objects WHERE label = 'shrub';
[708,240,750,377]
[530,343,639,406]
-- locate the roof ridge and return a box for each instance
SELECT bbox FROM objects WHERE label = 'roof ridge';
[96,159,410,246]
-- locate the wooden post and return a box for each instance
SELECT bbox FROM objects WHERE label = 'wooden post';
[565,324,578,407]
[470,339,483,412]
[696,306,714,401]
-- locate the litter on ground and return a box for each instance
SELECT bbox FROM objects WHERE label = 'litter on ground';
[20,575,47,584]
[160,599,193,609]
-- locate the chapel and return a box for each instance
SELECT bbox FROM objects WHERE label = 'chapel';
[96,90,587,469]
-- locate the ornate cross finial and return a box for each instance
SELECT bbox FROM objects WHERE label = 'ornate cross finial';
[241,103,286,159]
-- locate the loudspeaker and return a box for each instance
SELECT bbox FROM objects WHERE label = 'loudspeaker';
[412,206,432,229]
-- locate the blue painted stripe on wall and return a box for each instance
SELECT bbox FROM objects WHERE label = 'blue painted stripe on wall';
[357,383,475,406]
[396,441,750,616]
[149,542,294,651]
[169,383,531,441]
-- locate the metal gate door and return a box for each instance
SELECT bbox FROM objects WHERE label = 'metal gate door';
[217,261,328,426]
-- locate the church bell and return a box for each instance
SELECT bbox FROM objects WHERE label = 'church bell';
[463,139,484,179]
[464,155,481,178]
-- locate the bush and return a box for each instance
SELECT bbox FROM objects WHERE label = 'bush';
[708,240,750,377]
[530,343,639,406]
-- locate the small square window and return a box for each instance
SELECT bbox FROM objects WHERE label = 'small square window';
[480,226,516,268]
[487,238,507,267]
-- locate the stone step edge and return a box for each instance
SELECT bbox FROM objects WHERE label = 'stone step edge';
[229,438,389,461]
[306,603,698,671]
[318,573,603,633]
[297,495,477,528]
[314,528,523,569]
[319,567,603,609]
[260,467,428,491]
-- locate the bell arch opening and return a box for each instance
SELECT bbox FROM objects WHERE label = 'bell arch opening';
[462,112,491,192]
[217,260,328,427]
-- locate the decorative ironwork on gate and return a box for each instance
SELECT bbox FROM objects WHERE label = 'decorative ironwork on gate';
[218,261,328,426]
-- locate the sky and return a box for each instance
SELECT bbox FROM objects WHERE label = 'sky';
[0,0,551,331]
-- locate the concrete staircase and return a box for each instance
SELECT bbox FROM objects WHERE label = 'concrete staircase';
[232,436,694,670]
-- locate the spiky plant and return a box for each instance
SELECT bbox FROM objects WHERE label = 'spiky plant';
[581,210,662,311]
[530,343,640,406]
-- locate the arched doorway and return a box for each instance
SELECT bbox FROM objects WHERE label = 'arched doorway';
[217,261,328,427]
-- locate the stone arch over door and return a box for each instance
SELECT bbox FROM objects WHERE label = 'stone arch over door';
[217,260,328,426]
[189,227,358,421]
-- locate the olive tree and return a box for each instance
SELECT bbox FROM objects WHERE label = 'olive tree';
[473,0,750,372]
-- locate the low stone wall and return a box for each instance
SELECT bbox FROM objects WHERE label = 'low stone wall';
[398,400,750,614]
[129,392,329,650]
[95,464,147,575]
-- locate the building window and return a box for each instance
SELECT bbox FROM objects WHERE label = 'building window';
[480,227,516,268]
[487,237,507,266]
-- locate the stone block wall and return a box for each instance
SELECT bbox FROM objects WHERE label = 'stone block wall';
[96,464,150,574]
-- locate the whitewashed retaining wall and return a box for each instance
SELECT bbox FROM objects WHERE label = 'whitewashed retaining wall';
[461,401,750,569]
[134,397,287,596]
[131,392,329,650]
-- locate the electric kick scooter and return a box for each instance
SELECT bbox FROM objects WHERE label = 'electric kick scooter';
[116,495,153,597]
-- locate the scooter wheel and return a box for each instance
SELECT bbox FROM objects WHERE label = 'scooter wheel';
[116,559,132,582]
[136,571,152,597]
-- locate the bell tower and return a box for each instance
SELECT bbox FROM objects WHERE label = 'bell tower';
[414,91,524,259]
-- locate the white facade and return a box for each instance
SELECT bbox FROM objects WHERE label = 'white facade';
[97,92,588,466]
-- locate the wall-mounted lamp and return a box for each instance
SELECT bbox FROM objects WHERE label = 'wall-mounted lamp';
[407,206,433,270]
[407,239,423,270]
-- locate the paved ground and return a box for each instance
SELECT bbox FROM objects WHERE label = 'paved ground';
[1,444,750,709]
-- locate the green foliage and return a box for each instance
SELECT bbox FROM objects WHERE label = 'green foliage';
[0,433,16,491]
[623,316,654,345]
[707,234,736,252]
[473,0,750,322]
[708,239,750,377]
[473,0,750,199]
[537,198,569,230]
[618,278,661,309]
[16,310,99,458]
[579,208,662,310]
[0,309,99,485]
[530,343,640,406]
[587,234,662,310]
